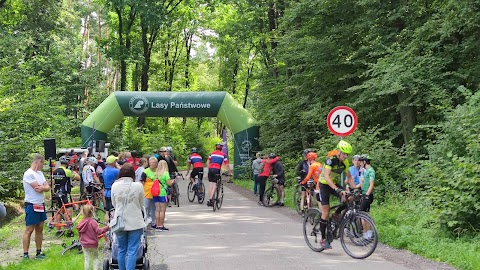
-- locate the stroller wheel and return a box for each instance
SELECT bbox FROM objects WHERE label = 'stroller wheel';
[142,258,150,270]
[103,258,110,270]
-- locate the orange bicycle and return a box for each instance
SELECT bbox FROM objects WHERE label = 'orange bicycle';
[47,198,106,238]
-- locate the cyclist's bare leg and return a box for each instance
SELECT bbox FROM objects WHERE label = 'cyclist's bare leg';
[278,184,285,203]
[300,190,306,210]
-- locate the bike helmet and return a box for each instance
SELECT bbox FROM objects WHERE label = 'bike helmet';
[58,155,69,164]
[215,143,223,150]
[337,140,352,155]
[302,148,314,157]
[359,154,372,161]
[166,146,173,153]
[306,152,318,160]
[87,157,97,164]
[268,153,277,159]
[159,147,167,152]
[191,147,198,153]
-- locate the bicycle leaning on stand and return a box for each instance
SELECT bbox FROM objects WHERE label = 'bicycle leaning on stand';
[303,189,378,259]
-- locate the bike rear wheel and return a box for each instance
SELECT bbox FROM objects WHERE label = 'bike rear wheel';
[293,190,302,214]
[212,189,218,212]
[303,208,325,252]
[61,240,83,255]
[263,185,279,207]
[173,183,180,207]
[197,182,205,204]
[216,183,224,209]
[340,212,378,259]
[187,182,195,202]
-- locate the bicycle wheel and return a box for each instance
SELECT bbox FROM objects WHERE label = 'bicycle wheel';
[197,182,205,204]
[61,240,83,255]
[303,209,325,252]
[212,189,218,212]
[263,185,279,207]
[173,183,180,207]
[187,182,195,202]
[216,184,224,209]
[340,212,378,259]
[93,206,107,226]
[293,190,302,214]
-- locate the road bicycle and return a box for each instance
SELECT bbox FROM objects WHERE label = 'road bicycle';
[293,177,315,215]
[212,173,224,212]
[263,177,280,207]
[170,175,181,207]
[187,171,205,204]
[303,190,378,259]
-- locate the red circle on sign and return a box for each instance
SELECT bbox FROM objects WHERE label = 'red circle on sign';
[327,106,358,137]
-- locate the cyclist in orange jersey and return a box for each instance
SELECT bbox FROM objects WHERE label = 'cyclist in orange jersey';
[300,152,323,208]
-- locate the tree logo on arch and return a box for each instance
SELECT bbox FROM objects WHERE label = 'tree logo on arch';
[129,95,149,114]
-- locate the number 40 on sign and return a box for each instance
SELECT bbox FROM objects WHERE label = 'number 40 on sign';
[327,106,358,137]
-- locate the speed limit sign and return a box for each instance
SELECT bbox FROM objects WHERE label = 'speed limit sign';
[327,106,358,137]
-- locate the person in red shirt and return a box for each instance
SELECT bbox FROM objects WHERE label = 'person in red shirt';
[257,153,279,206]
[206,144,232,207]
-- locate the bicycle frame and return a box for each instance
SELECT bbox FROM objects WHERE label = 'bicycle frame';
[48,199,92,229]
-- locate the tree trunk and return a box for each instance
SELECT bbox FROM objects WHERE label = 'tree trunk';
[397,92,416,145]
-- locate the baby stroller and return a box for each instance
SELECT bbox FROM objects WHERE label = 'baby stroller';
[103,209,150,270]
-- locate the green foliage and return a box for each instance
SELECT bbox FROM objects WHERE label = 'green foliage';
[419,91,480,233]
[372,199,480,270]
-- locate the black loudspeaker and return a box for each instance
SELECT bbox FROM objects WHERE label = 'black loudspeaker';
[96,140,105,152]
[43,138,56,160]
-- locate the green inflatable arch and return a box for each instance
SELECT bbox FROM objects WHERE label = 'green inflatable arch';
[81,91,259,177]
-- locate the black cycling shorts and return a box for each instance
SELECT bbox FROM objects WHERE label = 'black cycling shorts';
[54,191,72,209]
[360,193,374,212]
[208,169,221,183]
[86,185,102,194]
[318,183,340,206]
[191,168,204,181]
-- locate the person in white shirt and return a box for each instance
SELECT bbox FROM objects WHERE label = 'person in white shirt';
[22,154,50,260]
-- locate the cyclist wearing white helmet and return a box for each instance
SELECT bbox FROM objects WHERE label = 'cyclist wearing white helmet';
[82,157,105,208]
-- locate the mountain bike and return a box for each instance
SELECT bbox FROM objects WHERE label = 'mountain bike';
[187,172,205,204]
[293,177,315,215]
[212,173,224,212]
[263,177,280,207]
[303,190,378,259]
[47,197,105,238]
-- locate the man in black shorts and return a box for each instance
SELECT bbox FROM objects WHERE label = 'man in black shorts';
[53,156,80,218]
[186,148,205,192]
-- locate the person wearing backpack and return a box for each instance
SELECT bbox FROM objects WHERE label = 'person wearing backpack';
[53,156,80,215]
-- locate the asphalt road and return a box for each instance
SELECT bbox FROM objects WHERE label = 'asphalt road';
[145,176,453,270]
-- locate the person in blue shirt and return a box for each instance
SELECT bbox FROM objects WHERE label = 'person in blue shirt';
[347,155,361,187]
[102,156,120,213]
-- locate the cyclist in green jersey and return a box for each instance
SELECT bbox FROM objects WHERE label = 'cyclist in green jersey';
[318,140,356,249]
